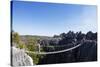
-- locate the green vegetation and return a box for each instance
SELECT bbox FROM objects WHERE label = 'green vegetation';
[26,37,38,51]
[27,53,44,64]
[25,37,45,64]
[17,41,26,49]
[12,32,20,44]
[12,32,45,64]
[12,32,26,49]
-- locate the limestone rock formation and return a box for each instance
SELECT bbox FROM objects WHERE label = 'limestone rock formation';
[11,46,34,66]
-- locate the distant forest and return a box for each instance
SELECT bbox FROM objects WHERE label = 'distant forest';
[12,31,97,65]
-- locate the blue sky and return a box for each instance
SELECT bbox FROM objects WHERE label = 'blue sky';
[12,1,97,36]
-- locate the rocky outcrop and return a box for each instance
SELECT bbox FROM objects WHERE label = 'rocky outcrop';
[76,41,97,61]
[38,40,97,64]
[11,46,34,66]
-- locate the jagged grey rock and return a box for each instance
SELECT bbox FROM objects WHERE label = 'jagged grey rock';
[77,41,97,61]
[12,46,34,66]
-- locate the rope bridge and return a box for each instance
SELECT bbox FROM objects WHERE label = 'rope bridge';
[25,43,82,55]
[24,40,96,55]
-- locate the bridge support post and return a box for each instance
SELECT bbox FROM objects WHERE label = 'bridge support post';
[38,44,40,53]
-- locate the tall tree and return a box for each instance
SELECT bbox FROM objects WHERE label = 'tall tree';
[12,32,20,44]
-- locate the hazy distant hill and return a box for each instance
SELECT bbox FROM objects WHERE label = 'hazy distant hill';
[19,35,53,45]
[20,35,53,40]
